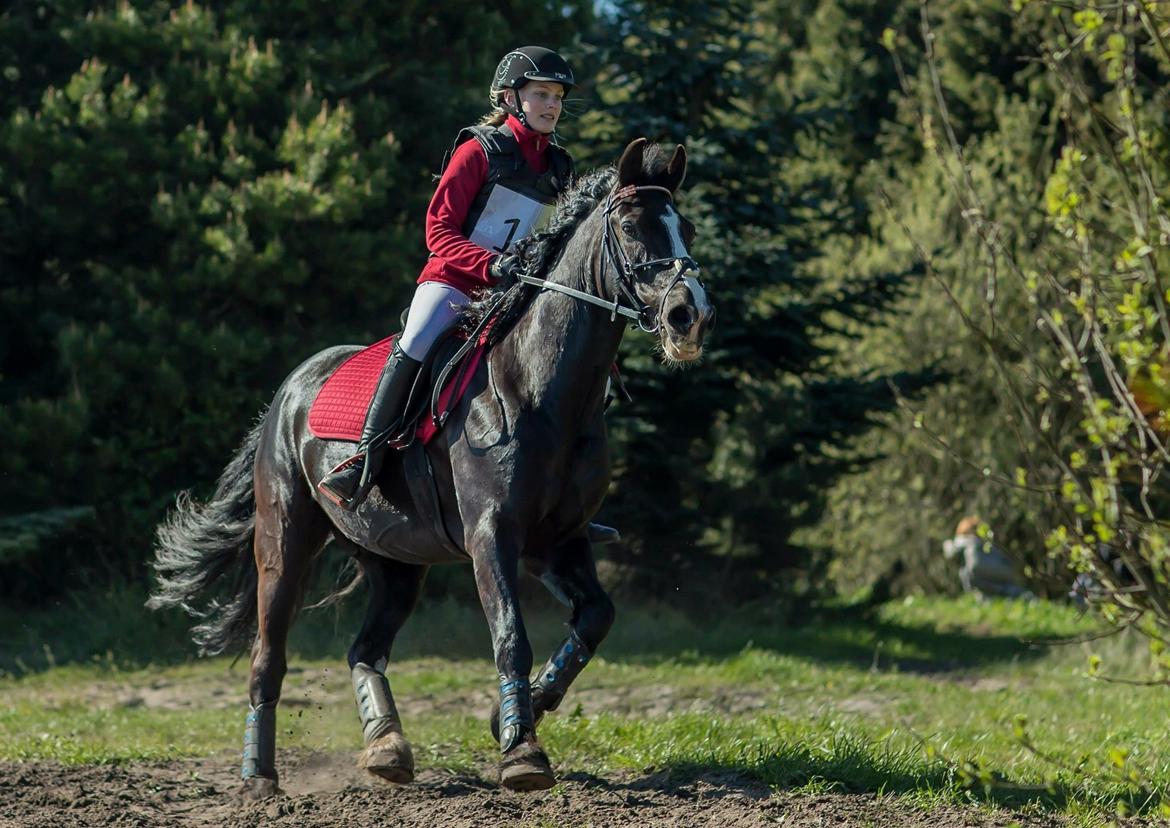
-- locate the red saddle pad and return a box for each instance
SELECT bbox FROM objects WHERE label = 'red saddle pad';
[308,335,485,445]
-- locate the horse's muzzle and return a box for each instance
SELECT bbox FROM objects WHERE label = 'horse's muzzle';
[661,281,714,362]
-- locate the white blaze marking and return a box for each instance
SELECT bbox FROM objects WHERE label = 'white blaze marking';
[661,205,711,318]
[684,274,710,316]
[661,204,690,258]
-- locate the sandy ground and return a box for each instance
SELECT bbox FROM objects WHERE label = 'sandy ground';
[0,748,1077,828]
[0,659,1091,827]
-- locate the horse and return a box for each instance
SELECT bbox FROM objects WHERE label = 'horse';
[147,138,715,799]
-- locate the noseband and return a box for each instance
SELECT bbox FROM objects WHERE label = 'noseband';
[600,184,703,332]
[518,183,703,332]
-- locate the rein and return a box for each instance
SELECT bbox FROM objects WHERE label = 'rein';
[431,182,702,427]
[518,183,701,332]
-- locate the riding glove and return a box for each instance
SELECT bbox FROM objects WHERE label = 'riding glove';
[489,254,523,283]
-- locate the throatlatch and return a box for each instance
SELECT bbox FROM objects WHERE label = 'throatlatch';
[533,629,592,712]
[497,676,536,752]
[352,662,403,743]
[241,702,276,780]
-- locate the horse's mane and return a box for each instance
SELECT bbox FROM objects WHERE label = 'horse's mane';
[463,166,615,342]
[465,143,675,345]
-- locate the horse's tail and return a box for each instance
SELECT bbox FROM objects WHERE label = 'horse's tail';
[147,415,264,656]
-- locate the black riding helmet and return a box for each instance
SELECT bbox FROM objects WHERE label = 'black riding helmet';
[490,46,574,128]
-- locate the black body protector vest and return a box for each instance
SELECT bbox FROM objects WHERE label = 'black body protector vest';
[439,123,574,256]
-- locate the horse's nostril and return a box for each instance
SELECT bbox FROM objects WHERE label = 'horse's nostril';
[667,305,695,332]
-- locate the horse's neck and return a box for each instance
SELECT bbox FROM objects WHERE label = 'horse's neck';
[501,219,624,418]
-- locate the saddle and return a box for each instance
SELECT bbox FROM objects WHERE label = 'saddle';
[309,316,622,553]
[308,327,487,447]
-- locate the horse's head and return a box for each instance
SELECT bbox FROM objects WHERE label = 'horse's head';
[606,138,715,364]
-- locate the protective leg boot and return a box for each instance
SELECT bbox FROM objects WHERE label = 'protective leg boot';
[318,342,421,510]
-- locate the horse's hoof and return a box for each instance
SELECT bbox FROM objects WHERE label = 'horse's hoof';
[499,738,555,792]
[237,775,281,802]
[359,729,415,784]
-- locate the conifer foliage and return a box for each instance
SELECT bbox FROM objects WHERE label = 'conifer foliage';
[893,1,1170,634]
[576,0,932,596]
[2,0,934,605]
[0,1,583,594]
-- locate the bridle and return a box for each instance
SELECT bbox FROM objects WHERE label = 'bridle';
[518,184,703,332]
[433,184,702,429]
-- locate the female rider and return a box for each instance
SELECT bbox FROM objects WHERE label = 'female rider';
[318,46,578,511]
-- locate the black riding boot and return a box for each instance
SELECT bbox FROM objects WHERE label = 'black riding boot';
[318,342,421,510]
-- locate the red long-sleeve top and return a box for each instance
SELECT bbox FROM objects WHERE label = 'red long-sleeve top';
[418,115,554,295]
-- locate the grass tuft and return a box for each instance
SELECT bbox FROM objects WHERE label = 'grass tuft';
[1,587,1166,821]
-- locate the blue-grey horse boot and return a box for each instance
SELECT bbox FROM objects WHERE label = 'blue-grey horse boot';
[587,522,621,545]
[491,629,593,742]
[239,701,280,799]
[496,675,555,791]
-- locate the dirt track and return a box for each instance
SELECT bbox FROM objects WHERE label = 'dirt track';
[0,750,1070,828]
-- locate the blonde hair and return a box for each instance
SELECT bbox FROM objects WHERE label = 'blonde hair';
[478,87,513,127]
[955,515,982,536]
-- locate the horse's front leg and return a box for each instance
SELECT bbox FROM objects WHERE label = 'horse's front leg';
[492,536,614,739]
[468,526,555,791]
[534,536,615,714]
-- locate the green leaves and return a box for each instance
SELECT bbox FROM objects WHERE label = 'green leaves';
[0,508,96,567]
[0,0,587,594]
[580,0,933,590]
[1043,147,1084,223]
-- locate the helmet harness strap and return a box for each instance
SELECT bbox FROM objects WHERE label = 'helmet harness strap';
[499,88,532,130]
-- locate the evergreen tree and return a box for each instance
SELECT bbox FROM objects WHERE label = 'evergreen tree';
[895,0,1170,636]
[809,0,1081,597]
[575,0,933,598]
[0,1,587,596]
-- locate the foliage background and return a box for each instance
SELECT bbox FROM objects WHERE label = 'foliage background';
[7,0,1169,621]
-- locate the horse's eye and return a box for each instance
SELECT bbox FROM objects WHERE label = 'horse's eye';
[620,220,636,236]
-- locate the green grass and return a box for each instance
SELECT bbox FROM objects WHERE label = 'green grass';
[2,587,1168,824]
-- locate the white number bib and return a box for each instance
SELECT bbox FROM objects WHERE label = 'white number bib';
[467,186,555,254]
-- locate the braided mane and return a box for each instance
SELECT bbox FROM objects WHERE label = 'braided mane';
[463,167,612,342]
[464,143,674,345]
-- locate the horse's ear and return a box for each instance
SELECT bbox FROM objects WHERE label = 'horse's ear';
[617,138,647,186]
[666,144,687,193]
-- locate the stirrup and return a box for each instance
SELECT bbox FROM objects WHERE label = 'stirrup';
[317,453,371,510]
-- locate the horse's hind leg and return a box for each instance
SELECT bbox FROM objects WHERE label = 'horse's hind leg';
[239,465,330,800]
[493,537,614,740]
[341,543,428,784]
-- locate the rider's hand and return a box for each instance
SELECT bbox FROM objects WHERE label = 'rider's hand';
[489,254,523,283]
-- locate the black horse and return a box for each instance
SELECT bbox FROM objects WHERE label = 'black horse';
[148,138,714,798]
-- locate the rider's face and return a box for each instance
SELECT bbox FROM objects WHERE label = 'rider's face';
[511,81,564,134]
